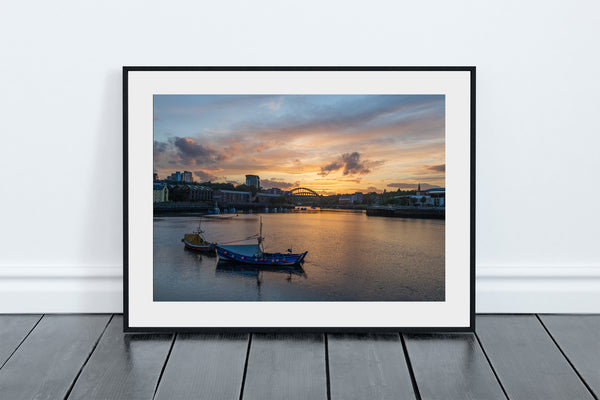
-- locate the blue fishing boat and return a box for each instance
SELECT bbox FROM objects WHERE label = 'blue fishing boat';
[216,217,307,266]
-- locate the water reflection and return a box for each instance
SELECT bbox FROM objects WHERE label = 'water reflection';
[215,262,307,300]
[154,211,444,302]
[215,262,307,279]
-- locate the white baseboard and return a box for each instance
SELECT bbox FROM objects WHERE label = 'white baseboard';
[476,266,600,313]
[0,266,599,313]
[0,267,123,313]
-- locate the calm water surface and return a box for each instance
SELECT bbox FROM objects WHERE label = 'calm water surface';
[154,211,444,301]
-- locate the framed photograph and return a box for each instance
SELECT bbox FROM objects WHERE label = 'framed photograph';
[124,67,475,332]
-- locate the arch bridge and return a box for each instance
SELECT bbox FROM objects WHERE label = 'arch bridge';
[287,187,322,205]
[288,187,321,197]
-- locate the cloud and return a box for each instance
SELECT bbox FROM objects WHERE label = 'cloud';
[194,170,217,182]
[223,142,244,156]
[217,142,244,161]
[234,95,445,144]
[154,137,242,168]
[387,183,441,190]
[316,177,363,183]
[366,186,381,193]
[261,178,300,190]
[166,137,231,166]
[318,152,383,176]
[426,164,445,172]
[154,140,168,161]
[260,97,284,111]
[173,137,212,158]
[251,142,274,153]
[215,153,233,162]
[319,160,343,176]
[154,140,167,153]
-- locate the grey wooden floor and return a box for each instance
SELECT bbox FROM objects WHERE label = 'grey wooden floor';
[0,315,598,400]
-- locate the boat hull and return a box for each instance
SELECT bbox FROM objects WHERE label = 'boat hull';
[216,246,307,266]
[183,240,215,252]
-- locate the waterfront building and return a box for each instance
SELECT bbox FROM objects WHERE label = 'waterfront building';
[354,192,363,203]
[168,171,182,182]
[166,184,214,202]
[266,187,283,195]
[257,193,282,204]
[168,185,190,202]
[425,188,445,207]
[339,195,354,205]
[189,185,213,201]
[153,183,169,203]
[400,187,445,207]
[153,172,158,181]
[214,189,251,204]
[339,192,364,205]
[166,171,193,182]
[245,174,260,189]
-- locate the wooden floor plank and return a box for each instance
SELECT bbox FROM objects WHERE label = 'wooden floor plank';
[476,315,594,400]
[328,333,415,400]
[66,315,173,400]
[0,314,110,400]
[0,314,41,368]
[242,333,327,400]
[404,333,506,400]
[539,314,600,398]
[154,333,249,400]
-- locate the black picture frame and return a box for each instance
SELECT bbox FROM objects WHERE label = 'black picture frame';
[123,66,475,333]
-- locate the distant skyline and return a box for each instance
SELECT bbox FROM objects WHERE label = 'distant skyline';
[154,95,445,194]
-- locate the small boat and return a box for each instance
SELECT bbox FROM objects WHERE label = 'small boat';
[182,222,216,252]
[216,217,307,266]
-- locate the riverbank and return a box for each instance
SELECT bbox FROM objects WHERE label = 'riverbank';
[154,202,445,219]
[366,207,445,219]
[153,202,291,215]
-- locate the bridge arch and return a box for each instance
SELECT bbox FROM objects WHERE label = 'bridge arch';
[288,187,321,197]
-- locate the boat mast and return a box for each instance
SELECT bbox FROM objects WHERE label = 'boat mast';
[258,216,264,253]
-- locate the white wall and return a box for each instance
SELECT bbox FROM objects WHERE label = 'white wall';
[1,0,599,313]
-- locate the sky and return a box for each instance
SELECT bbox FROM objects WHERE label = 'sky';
[153,94,445,195]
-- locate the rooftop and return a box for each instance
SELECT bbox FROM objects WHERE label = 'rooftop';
[218,190,251,195]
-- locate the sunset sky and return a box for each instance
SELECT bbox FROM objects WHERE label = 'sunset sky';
[153,95,445,195]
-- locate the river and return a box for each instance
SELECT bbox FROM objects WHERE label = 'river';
[153,210,444,302]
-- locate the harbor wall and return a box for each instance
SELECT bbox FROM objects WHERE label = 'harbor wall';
[366,207,445,219]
